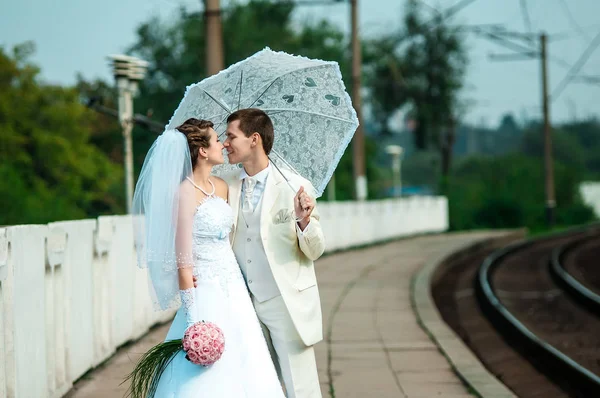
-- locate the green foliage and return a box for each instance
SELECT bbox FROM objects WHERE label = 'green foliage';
[326,136,385,201]
[76,77,123,163]
[402,151,440,188]
[4,0,596,230]
[559,119,600,179]
[123,0,380,200]
[0,43,123,225]
[128,1,352,170]
[521,125,586,172]
[445,155,596,231]
[364,0,468,149]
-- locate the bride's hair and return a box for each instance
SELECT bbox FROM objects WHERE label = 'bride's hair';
[176,118,215,168]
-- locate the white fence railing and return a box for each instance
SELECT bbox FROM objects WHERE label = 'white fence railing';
[580,181,600,218]
[0,196,448,397]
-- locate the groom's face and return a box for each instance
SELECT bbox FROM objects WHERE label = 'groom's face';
[224,120,252,164]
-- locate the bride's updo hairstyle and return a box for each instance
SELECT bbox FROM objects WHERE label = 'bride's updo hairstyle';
[176,118,215,169]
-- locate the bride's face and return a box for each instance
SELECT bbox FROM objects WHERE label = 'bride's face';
[203,128,225,165]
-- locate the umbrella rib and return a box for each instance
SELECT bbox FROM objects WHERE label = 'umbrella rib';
[203,89,232,114]
[215,113,231,138]
[230,73,240,111]
[268,154,299,195]
[261,108,356,124]
[237,70,244,111]
[270,150,301,177]
[247,79,280,108]
[238,63,334,108]
[205,112,230,121]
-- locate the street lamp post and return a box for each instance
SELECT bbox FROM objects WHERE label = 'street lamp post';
[385,145,404,197]
[107,54,148,213]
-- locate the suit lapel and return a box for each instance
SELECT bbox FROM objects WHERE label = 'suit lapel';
[229,176,242,230]
[260,168,282,229]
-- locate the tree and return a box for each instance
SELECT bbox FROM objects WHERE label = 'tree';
[83,0,373,200]
[494,113,522,154]
[520,124,586,172]
[365,0,468,176]
[561,118,600,178]
[0,43,124,225]
[128,2,350,125]
[447,155,595,231]
[76,77,122,163]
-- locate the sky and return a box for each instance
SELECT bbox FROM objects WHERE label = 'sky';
[2,0,600,126]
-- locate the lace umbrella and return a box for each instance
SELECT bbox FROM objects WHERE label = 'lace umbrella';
[165,47,359,198]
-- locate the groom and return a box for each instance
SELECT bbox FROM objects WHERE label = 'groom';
[223,108,325,397]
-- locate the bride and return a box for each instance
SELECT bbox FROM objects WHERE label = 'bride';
[132,118,285,397]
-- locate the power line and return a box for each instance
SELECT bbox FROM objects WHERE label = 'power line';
[558,0,591,42]
[85,97,165,134]
[470,27,537,54]
[415,0,441,15]
[570,74,600,85]
[443,0,478,20]
[183,0,343,19]
[551,29,600,102]
[519,0,534,44]
[466,25,575,71]
[417,0,478,31]
[548,55,573,70]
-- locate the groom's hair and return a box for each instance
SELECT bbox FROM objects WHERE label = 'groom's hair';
[227,108,274,155]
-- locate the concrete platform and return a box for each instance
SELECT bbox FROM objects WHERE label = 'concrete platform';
[66,231,508,397]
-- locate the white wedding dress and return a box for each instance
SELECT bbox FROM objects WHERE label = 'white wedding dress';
[153,196,285,397]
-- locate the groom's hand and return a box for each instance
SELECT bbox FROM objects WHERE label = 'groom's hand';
[295,186,314,230]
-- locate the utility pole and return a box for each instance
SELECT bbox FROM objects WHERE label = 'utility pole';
[107,55,148,214]
[350,0,367,200]
[205,0,224,76]
[474,25,600,226]
[540,33,555,227]
[476,28,557,228]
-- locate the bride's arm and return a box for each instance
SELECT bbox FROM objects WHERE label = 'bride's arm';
[176,184,198,327]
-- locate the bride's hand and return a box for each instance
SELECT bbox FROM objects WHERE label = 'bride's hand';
[193,275,198,288]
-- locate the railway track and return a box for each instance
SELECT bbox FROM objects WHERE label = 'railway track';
[550,235,600,313]
[433,226,600,397]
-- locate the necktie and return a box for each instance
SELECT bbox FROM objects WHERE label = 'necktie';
[243,177,257,212]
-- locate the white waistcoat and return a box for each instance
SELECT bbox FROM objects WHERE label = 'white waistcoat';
[233,197,281,302]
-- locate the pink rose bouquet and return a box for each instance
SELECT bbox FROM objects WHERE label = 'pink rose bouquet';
[124,321,225,398]
[182,321,225,366]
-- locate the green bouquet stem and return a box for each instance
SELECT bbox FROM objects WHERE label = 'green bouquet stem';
[122,339,184,398]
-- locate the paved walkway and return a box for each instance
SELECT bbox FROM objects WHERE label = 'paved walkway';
[66,231,499,397]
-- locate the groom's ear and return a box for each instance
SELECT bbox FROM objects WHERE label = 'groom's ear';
[250,132,261,148]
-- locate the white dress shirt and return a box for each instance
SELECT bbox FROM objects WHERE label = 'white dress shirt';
[239,163,311,234]
[240,163,271,212]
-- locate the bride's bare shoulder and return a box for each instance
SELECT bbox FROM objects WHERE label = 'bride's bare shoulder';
[179,178,195,194]
[211,177,229,200]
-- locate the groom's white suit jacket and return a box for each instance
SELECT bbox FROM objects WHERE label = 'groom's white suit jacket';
[226,168,325,346]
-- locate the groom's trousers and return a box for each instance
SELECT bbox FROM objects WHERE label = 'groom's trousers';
[253,295,322,398]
